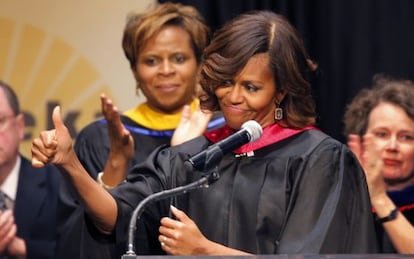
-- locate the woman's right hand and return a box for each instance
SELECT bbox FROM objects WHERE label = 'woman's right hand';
[31,106,74,168]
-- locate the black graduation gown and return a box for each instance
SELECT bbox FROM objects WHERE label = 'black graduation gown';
[108,129,379,256]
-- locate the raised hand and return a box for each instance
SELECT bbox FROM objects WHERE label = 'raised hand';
[31,106,74,167]
[31,106,119,234]
[171,105,213,146]
[361,134,386,201]
[100,94,134,187]
[101,94,134,161]
[348,134,386,202]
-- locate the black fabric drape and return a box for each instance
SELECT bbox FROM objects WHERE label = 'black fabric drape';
[159,0,414,143]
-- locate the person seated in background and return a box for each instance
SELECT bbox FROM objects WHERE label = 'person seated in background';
[344,74,414,253]
[0,80,61,259]
[56,2,223,258]
[33,10,379,257]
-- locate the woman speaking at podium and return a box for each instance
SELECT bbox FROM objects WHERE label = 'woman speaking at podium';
[31,9,379,258]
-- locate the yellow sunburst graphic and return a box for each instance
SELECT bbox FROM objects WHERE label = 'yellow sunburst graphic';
[0,17,115,158]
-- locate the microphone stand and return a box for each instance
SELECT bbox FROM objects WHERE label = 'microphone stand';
[122,167,220,258]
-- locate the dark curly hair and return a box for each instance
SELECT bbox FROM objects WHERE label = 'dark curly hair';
[199,10,318,128]
[343,74,414,136]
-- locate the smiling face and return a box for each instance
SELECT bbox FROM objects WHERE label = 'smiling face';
[215,53,284,130]
[133,25,199,114]
[366,102,414,188]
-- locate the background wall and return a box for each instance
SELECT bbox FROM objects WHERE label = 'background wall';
[0,0,155,157]
[2,0,414,157]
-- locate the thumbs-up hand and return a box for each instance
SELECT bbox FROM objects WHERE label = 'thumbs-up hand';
[31,106,74,167]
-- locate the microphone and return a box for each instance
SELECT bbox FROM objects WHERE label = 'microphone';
[188,120,263,171]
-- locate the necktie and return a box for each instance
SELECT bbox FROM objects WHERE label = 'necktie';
[0,191,9,211]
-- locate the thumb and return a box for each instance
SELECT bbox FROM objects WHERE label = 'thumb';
[52,106,66,132]
[170,205,190,223]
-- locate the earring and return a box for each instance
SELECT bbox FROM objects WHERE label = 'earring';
[274,104,283,121]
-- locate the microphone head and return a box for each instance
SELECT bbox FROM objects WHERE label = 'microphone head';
[241,120,263,142]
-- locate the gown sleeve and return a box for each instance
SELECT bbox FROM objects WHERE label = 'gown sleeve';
[277,137,379,253]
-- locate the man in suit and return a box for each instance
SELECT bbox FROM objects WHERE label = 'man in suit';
[0,80,61,258]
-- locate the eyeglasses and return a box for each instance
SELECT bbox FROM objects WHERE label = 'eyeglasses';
[0,115,17,132]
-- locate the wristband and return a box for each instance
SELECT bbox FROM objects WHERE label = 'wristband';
[376,208,398,224]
